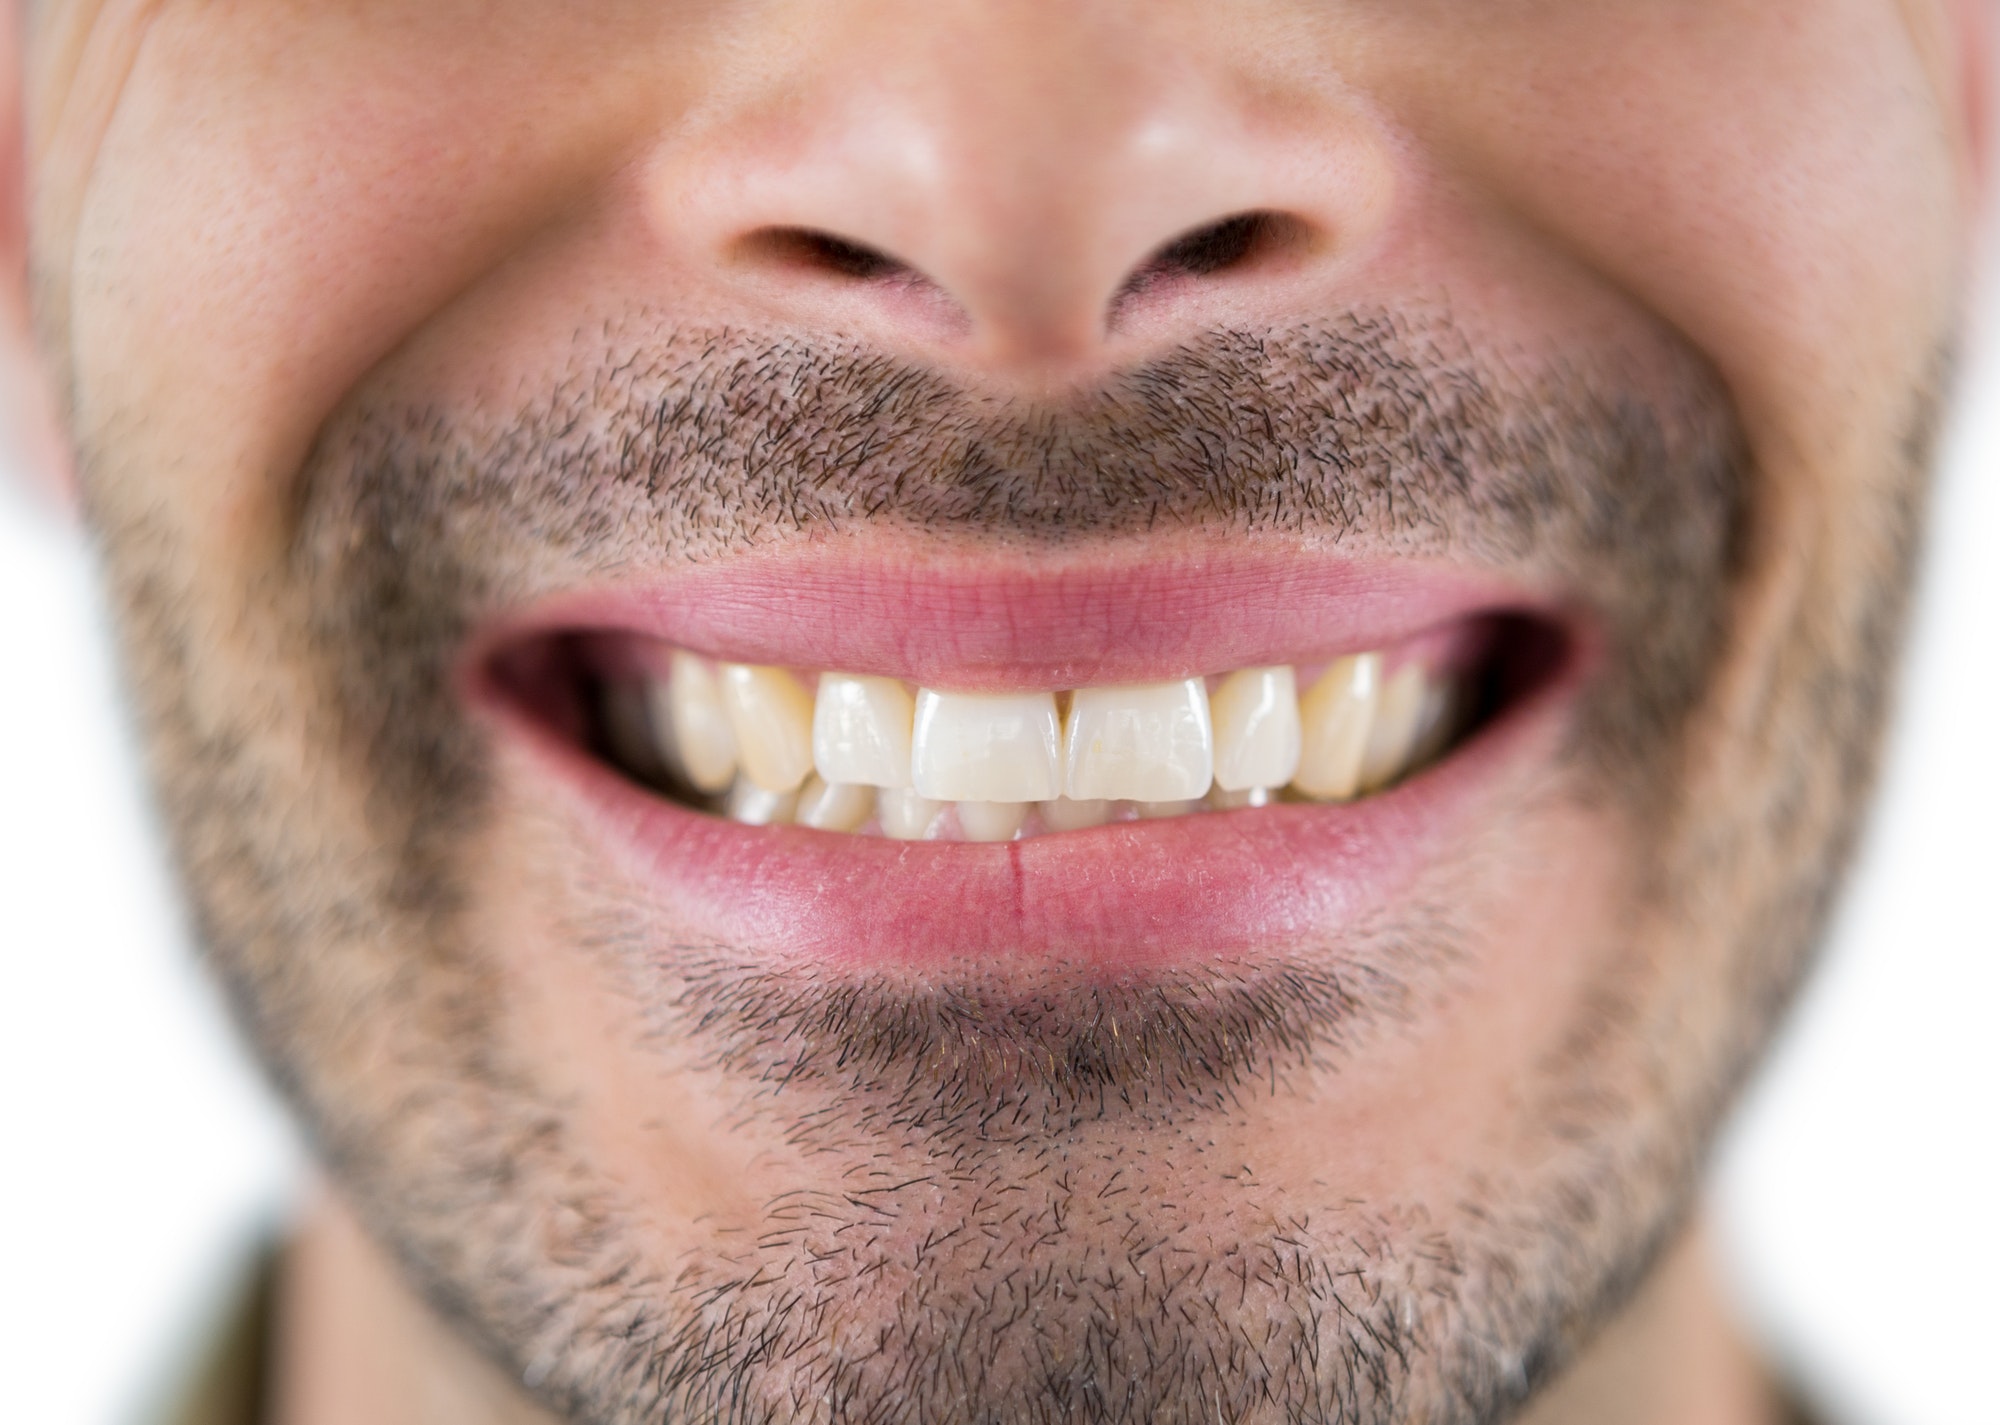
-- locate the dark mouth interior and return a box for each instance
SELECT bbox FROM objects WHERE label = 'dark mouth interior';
[485,612,1568,823]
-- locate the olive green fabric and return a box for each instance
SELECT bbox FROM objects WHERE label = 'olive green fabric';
[155,1253,275,1425]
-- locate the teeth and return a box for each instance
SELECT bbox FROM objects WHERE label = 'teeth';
[726,777,799,826]
[1209,666,1301,793]
[956,800,1028,842]
[647,653,739,793]
[1039,797,1113,832]
[878,787,944,840]
[911,689,1064,802]
[1208,785,1273,810]
[1408,680,1457,771]
[1063,679,1213,802]
[1357,664,1426,795]
[795,776,876,832]
[612,643,1474,835]
[813,674,916,788]
[1293,653,1380,801]
[719,664,816,793]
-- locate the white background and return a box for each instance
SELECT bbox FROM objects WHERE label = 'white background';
[1,285,1995,1422]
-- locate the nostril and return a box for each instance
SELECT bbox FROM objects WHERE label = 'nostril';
[737,226,913,282]
[1110,210,1312,324]
[1152,212,1268,277]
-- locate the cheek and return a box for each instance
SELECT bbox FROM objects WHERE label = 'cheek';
[1359,0,1963,484]
[63,3,677,557]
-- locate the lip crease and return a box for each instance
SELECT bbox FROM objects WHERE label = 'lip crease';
[462,541,1592,976]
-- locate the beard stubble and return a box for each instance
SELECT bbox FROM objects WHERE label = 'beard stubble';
[83,310,1936,1422]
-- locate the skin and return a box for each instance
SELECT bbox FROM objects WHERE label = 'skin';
[5,1,1988,1422]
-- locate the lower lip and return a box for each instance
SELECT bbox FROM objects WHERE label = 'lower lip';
[478,664,1577,977]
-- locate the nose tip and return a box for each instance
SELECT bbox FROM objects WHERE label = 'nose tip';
[660,22,1396,380]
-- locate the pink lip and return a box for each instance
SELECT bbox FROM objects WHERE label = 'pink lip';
[465,541,1588,975]
[472,540,1567,689]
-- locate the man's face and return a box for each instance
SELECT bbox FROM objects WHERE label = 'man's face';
[24,2,1980,1421]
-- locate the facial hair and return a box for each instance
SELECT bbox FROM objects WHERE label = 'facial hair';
[83,309,1938,1423]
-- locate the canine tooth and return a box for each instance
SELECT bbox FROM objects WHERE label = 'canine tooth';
[1063,679,1213,802]
[911,690,1063,802]
[600,681,666,783]
[719,664,816,792]
[813,674,915,788]
[878,787,944,840]
[1136,799,1202,819]
[1292,653,1380,800]
[795,776,875,832]
[956,800,1028,842]
[1039,798,1113,832]
[645,653,739,793]
[1209,666,1301,792]
[726,777,798,826]
[1357,663,1426,793]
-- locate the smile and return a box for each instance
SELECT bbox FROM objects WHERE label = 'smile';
[469,547,1582,968]
[577,632,1477,840]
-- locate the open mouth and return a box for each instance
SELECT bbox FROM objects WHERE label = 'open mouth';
[486,609,1562,842]
[465,552,1580,968]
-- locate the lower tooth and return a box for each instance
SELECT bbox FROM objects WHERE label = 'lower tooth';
[726,778,799,826]
[1039,798,1112,832]
[878,787,943,840]
[1208,785,1273,810]
[956,801,1028,842]
[795,776,875,832]
[1136,799,1202,819]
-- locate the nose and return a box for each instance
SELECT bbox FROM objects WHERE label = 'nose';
[649,3,1397,379]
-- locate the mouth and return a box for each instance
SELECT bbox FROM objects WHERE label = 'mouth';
[469,545,1582,970]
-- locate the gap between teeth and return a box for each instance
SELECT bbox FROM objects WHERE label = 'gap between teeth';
[606,654,1462,839]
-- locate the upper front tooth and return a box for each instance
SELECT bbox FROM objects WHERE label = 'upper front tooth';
[719,664,816,793]
[1209,666,1302,792]
[1063,679,1213,802]
[911,689,1063,802]
[813,674,915,788]
[1357,663,1426,793]
[648,652,739,793]
[1292,653,1380,800]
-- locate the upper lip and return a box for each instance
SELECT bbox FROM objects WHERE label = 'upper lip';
[466,538,1573,689]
